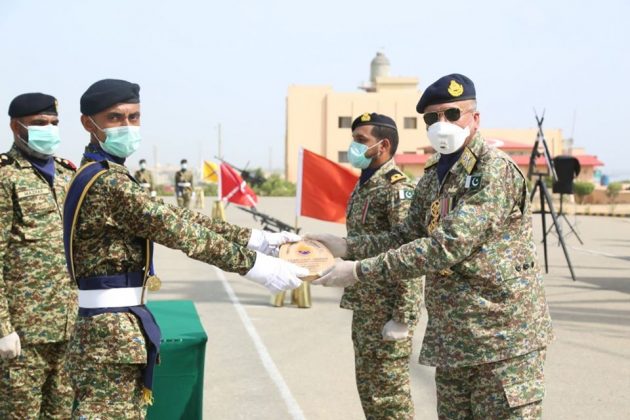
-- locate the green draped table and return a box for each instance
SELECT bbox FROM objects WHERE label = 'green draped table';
[146,300,208,420]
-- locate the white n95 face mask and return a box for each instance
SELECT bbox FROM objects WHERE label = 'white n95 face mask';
[427,122,470,155]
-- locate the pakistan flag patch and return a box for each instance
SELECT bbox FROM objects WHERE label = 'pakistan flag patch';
[399,189,414,200]
[465,175,482,190]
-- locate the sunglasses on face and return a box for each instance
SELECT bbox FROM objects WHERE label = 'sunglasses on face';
[423,107,473,126]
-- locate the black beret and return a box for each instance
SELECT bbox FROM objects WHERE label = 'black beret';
[416,73,476,113]
[139,159,147,164]
[181,159,188,164]
[8,93,58,118]
[80,79,140,115]
[351,112,397,131]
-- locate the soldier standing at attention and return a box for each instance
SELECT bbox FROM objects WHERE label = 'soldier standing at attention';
[134,158,156,198]
[175,158,193,208]
[0,93,77,418]
[310,74,554,419]
[67,78,306,419]
[343,112,422,419]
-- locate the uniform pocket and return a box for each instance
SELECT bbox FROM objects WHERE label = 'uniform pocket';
[502,377,545,408]
[15,187,59,241]
[493,349,547,408]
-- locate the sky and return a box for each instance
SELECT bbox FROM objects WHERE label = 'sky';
[1,0,628,179]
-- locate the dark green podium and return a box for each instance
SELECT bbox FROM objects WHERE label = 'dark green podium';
[146,300,207,420]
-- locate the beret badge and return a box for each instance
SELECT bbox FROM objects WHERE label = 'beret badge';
[360,113,371,122]
[447,80,464,97]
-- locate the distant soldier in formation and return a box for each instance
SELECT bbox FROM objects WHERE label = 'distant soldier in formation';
[134,158,156,198]
[175,158,193,208]
[343,112,422,419]
[67,78,305,419]
[311,74,554,419]
[0,93,77,418]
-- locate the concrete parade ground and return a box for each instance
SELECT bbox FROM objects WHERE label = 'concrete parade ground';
[151,197,630,420]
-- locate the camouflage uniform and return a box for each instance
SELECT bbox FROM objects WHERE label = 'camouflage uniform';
[174,168,193,208]
[68,144,256,419]
[133,168,155,195]
[0,146,77,419]
[348,133,554,419]
[342,159,422,419]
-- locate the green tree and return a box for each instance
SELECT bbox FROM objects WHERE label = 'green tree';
[606,182,622,204]
[254,174,296,197]
[202,183,218,196]
[573,181,595,204]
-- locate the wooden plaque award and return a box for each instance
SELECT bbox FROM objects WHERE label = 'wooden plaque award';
[278,239,335,281]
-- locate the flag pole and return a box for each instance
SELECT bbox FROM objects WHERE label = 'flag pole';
[212,162,225,220]
[293,147,311,308]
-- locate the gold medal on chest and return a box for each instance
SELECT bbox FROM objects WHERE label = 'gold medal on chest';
[146,275,162,292]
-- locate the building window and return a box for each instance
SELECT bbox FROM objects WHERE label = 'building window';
[404,117,417,129]
[338,151,348,163]
[338,116,352,129]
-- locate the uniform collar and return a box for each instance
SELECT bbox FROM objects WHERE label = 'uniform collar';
[425,131,486,176]
[452,132,485,176]
[359,158,395,188]
[83,142,126,165]
[8,145,33,169]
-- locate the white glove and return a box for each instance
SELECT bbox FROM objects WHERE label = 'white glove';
[150,190,157,198]
[382,319,409,341]
[312,259,358,287]
[0,332,21,360]
[247,229,301,256]
[245,252,308,294]
[303,233,348,258]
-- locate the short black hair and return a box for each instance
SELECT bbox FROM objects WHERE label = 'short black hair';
[371,125,399,156]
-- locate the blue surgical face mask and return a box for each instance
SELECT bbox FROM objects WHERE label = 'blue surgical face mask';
[90,117,142,158]
[18,121,61,155]
[347,140,382,169]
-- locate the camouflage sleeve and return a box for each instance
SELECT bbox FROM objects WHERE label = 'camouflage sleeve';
[149,172,155,191]
[357,159,522,284]
[169,205,252,246]
[388,183,423,326]
[105,173,256,274]
[347,178,428,260]
[0,177,14,336]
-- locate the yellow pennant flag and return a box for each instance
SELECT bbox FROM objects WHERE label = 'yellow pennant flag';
[202,161,219,183]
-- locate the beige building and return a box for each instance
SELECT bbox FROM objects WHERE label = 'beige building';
[285,52,601,183]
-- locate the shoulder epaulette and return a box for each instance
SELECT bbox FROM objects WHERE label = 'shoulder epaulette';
[54,157,77,171]
[385,168,407,184]
[459,147,478,175]
[0,154,14,167]
[424,153,439,170]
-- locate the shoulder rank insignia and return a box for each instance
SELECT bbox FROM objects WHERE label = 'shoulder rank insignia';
[385,169,406,184]
[459,147,477,174]
[54,157,77,171]
[0,154,14,167]
[424,153,440,170]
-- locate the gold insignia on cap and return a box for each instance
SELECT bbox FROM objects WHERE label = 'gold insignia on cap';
[447,80,464,97]
[54,99,58,112]
[360,113,371,122]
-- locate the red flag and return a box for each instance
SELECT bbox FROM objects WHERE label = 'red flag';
[297,148,358,223]
[220,163,258,207]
